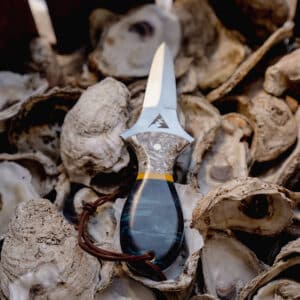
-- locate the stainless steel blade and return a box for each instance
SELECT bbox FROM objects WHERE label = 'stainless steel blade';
[121,43,193,142]
[143,42,177,110]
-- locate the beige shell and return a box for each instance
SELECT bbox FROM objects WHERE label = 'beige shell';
[258,108,300,189]
[9,87,81,164]
[275,237,300,263]
[0,198,101,299]
[252,279,300,300]
[60,78,131,193]
[234,0,289,39]
[178,95,221,186]
[264,48,300,97]
[207,21,294,102]
[89,4,181,78]
[0,152,59,197]
[174,0,246,91]
[0,72,48,131]
[116,184,203,299]
[30,37,64,87]
[238,256,300,299]
[195,113,252,194]
[238,91,298,162]
[0,161,38,238]
[192,177,295,235]
[95,275,156,300]
[201,231,265,299]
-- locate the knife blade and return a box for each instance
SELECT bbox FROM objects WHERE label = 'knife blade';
[120,43,193,280]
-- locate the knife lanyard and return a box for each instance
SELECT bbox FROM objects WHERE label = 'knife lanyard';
[77,189,167,281]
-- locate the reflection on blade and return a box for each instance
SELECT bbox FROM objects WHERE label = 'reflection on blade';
[121,43,193,142]
[143,43,177,110]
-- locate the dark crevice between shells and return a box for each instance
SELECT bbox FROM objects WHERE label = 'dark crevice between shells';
[90,146,138,192]
[250,138,298,178]
[239,194,271,219]
[233,230,295,265]
[0,238,4,260]
[63,183,86,224]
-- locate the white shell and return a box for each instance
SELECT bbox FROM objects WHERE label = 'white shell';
[95,276,156,300]
[0,152,59,197]
[89,5,181,78]
[0,198,101,299]
[0,72,48,131]
[201,231,265,299]
[0,161,38,238]
[60,78,131,192]
[196,113,251,195]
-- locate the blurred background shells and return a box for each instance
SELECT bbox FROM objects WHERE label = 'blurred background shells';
[1,0,300,299]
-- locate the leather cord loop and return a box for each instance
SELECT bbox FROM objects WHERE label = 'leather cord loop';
[77,190,167,281]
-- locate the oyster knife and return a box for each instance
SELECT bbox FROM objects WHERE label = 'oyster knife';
[120,43,193,280]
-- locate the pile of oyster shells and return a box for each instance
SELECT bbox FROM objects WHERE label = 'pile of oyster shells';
[1,0,300,299]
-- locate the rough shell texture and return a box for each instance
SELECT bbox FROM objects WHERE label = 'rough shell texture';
[118,184,203,298]
[252,279,300,300]
[196,113,251,195]
[95,276,156,300]
[0,72,48,130]
[9,87,81,163]
[274,237,300,263]
[201,231,265,299]
[174,0,246,90]
[0,198,101,299]
[192,177,295,235]
[60,78,131,192]
[238,257,300,299]
[234,0,289,39]
[30,38,64,87]
[264,48,300,97]
[207,21,294,102]
[89,5,181,77]
[0,152,59,197]
[239,91,298,162]
[0,161,38,237]
[178,95,221,186]
[259,108,300,189]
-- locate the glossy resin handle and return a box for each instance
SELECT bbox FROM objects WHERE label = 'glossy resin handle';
[120,132,189,280]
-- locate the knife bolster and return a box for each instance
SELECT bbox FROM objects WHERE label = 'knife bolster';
[126,132,189,177]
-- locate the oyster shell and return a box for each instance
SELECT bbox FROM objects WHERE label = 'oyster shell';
[178,95,221,187]
[118,184,203,299]
[195,113,252,194]
[0,161,38,238]
[89,4,181,78]
[30,37,64,87]
[207,21,294,102]
[174,0,246,91]
[238,237,300,299]
[0,72,48,131]
[9,87,81,164]
[0,152,59,197]
[192,177,295,235]
[95,275,156,300]
[252,279,300,300]
[264,48,300,97]
[60,78,132,194]
[201,231,265,299]
[0,198,101,299]
[238,91,298,162]
[258,108,300,190]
